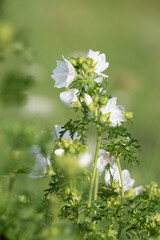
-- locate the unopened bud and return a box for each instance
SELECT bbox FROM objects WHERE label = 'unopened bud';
[100,112,111,122]
[124,111,133,120]
[84,94,93,106]
[77,56,84,64]
[100,97,108,106]
[71,101,81,108]
[124,188,136,200]
[81,62,89,72]
[69,58,77,66]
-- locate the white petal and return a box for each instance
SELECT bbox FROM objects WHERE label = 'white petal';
[54,148,64,157]
[60,89,79,108]
[94,77,103,83]
[122,170,135,192]
[95,53,109,73]
[97,149,114,176]
[29,146,50,179]
[100,97,117,115]
[109,106,125,127]
[51,56,75,88]
[78,152,92,167]
[105,164,135,192]
[105,163,120,185]
[87,49,100,60]
[135,186,143,196]
[84,93,93,106]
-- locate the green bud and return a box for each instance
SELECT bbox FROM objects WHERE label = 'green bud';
[100,97,108,106]
[112,180,120,189]
[46,165,54,176]
[100,112,111,122]
[65,188,71,195]
[87,68,95,77]
[62,139,70,148]
[124,188,136,200]
[77,56,84,64]
[81,62,89,72]
[92,95,99,103]
[69,58,77,66]
[124,111,133,120]
[71,101,81,108]
[18,195,27,203]
[88,102,95,112]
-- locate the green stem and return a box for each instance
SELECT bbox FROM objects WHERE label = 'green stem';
[116,158,124,200]
[9,173,15,193]
[88,132,101,207]
[94,169,99,201]
[116,158,124,239]
[117,224,122,239]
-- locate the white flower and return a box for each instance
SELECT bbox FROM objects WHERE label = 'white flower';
[87,49,109,78]
[29,146,51,179]
[84,93,93,106]
[60,89,79,108]
[78,152,92,167]
[54,148,64,157]
[100,97,126,127]
[51,56,76,88]
[105,163,135,192]
[97,149,114,176]
[55,124,80,140]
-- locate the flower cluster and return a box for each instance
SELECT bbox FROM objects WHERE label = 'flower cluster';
[96,149,143,196]
[51,49,127,127]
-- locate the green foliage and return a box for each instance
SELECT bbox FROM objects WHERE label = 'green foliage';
[0,72,34,106]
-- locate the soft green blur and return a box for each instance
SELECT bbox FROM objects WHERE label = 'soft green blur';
[0,0,160,238]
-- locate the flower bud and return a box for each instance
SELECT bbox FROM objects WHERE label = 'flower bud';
[84,93,93,106]
[69,58,77,66]
[81,62,89,72]
[124,111,133,120]
[100,97,108,106]
[71,100,81,108]
[124,188,136,200]
[77,56,84,64]
[100,112,111,122]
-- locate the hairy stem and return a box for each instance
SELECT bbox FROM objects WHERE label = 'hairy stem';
[116,157,124,239]
[88,132,101,207]
[94,169,99,201]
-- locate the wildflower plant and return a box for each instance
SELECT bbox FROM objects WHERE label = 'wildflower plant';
[29,49,160,239]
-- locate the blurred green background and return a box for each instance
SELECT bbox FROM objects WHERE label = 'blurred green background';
[0,0,160,196]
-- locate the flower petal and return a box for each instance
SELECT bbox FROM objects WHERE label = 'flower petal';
[60,89,79,108]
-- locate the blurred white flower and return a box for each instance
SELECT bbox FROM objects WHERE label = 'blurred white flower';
[84,93,93,106]
[97,149,114,176]
[54,148,64,157]
[60,89,79,108]
[78,152,92,167]
[22,96,53,116]
[55,124,80,140]
[105,163,135,192]
[51,56,76,88]
[29,146,51,179]
[100,97,126,127]
[87,49,109,78]
[94,76,103,83]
